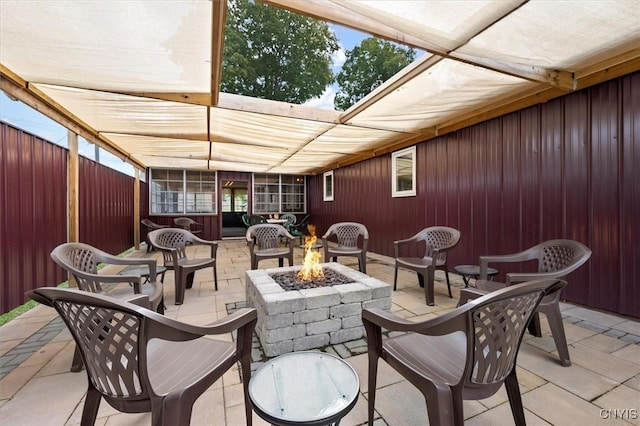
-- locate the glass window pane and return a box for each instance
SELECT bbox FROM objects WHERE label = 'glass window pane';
[392,147,416,197]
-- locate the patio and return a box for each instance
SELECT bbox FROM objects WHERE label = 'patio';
[1,240,638,425]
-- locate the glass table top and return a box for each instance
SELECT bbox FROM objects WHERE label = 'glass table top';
[249,351,359,425]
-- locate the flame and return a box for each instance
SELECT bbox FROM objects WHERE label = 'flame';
[297,224,324,281]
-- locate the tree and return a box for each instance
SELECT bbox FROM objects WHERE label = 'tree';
[334,38,415,111]
[222,0,339,104]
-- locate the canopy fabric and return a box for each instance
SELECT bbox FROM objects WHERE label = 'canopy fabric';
[1,0,639,174]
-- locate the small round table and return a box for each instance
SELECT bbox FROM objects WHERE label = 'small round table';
[249,351,359,426]
[453,265,499,288]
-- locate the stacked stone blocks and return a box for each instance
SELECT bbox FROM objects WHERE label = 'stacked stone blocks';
[246,262,392,357]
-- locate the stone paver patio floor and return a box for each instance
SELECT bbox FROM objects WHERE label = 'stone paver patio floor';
[1,239,638,425]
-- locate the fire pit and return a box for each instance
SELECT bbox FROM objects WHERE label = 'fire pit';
[245,262,391,357]
[269,267,353,291]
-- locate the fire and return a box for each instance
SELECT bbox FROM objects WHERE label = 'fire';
[297,224,324,281]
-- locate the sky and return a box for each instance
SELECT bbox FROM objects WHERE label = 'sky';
[304,24,367,110]
[0,23,369,175]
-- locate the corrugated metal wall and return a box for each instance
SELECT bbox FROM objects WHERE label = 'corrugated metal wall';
[1,124,67,312]
[309,73,639,318]
[0,123,139,312]
[79,157,135,254]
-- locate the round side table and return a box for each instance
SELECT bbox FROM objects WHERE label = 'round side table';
[249,351,359,425]
[453,264,498,288]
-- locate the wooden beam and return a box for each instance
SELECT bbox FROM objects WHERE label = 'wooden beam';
[67,130,79,287]
[211,0,227,106]
[217,92,341,123]
[575,46,640,89]
[259,0,574,90]
[115,91,210,106]
[134,169,140,250]
[1,69,147,171]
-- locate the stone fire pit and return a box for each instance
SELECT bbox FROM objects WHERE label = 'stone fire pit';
[246,262,392,357]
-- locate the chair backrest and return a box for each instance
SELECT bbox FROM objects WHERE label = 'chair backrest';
[461,279,567,389]
[148,228,193,263]
[281,213,297,226]
[298,214,311,227]
[51,243,109,293]
[534,239,591,276]
[247,215,267,225]
[28,287,152,401]
[324,222,369,248]
[246,224,292,250]
[174,217,197,230]
[141,218,164,231]
[416,226,461,262]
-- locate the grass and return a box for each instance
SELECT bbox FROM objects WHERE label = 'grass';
[0,246,138,326]
[0,281,69,326]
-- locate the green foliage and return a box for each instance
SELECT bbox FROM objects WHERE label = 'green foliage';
[335,38,416,111]
[222,0,339,104]
[0,247,133,325]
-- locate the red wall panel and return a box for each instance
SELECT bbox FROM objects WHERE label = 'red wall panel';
[1,124,67,312]
[309,72,640,318]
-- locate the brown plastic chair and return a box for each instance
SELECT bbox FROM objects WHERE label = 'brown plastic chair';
[141,219,168,252]
[246,223,295,270]
[148,228,218,305]
[27,287,257,426]
[322,222,369,273]
[458,239,591,366]
[173,217,203,234]
[393,226,461,306]
[51,242,165,371]
[363,279,567,426]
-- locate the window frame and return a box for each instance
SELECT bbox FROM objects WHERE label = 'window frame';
[149,169,218,215]
[252,173,306,214]
[392,146,416,197]
[323,170,334,201]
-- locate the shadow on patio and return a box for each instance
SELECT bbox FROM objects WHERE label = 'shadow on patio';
[1,240,638,425]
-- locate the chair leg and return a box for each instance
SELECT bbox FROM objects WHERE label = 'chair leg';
[240,353,253,426]
[444,270,452,298]
[360,255,366,274]
[278,258,284,267]
[423,383,456,426]
[367,355,379,426]
[504,369,526,426]
[539,303,571,366]
[421,268,435,306]
[71,345,84,372]
[213,265,218,291]
[527,312,543,337]
[175,270,186,305]
[393,266,399,291]
[185,271,195,289]
[81,386,102,426]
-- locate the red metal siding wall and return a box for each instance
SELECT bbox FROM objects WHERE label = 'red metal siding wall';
[79,157,135,255]
[1,124,67,312]
[309,72,639,318]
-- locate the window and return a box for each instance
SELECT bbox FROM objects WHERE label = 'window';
[323,170,334,201]
[222,187,248,212]
[150,169,217,214]
[392,146,416,197]
[253,174,306,214]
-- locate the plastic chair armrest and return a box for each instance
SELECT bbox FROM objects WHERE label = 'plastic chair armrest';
[362,308,464,336]
[506,271,567,284]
